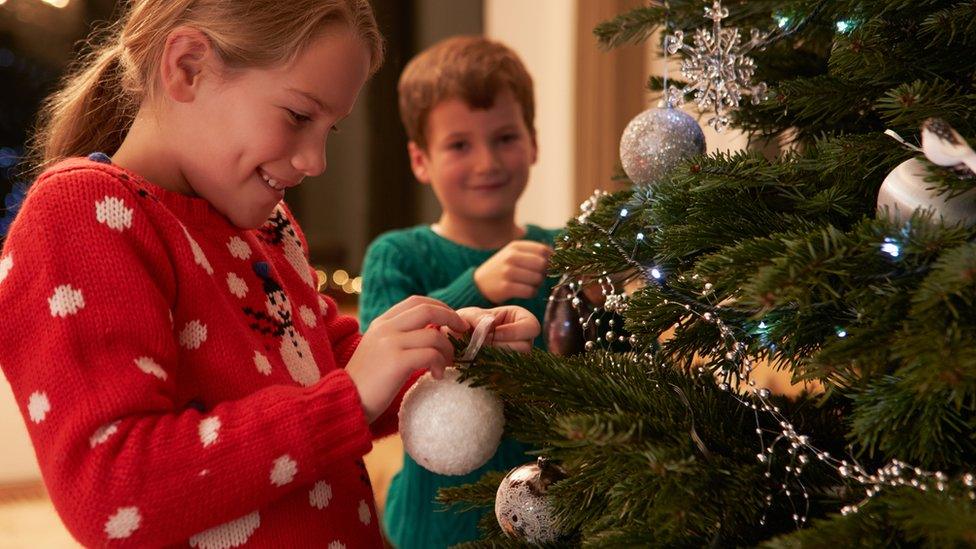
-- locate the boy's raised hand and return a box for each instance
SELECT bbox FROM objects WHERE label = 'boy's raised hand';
[456,306,540,354]
[473,240,553,304]
[346,296,468,422]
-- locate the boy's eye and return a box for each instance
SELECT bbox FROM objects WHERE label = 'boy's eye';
[498,133,520,144]
[286,109,312,123]
[447,141,469,152]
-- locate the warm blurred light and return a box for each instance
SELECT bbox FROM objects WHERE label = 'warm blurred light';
[332,269,349,286]
[315,269,328,291]
[351,276,363,294]
[42,0,71,7]
[342,280,355,294]
[0,0,8,6]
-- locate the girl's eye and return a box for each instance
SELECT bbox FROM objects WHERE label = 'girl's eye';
[498,133,519,144]
[448,141,469,152]
[287,109,312,123]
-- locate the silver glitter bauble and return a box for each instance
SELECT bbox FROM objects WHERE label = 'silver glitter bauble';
[619,107,706,185]
[877,158,976,227]
[495,457,568,545]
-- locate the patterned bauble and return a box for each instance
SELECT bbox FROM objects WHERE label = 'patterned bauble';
[921,117,976,175]
[619,107,706,186]
[399,367,505,475]
[877,158,976,227]
[543,285,594,357]
[495,457,568,545]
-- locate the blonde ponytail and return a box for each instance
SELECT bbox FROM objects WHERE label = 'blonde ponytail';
[27,0,383,177]
[28,29,131,175]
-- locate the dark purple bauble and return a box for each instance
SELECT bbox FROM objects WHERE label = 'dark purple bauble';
[543,285,593,356]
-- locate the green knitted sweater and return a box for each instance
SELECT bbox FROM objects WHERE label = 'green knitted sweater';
[359,224,559,549]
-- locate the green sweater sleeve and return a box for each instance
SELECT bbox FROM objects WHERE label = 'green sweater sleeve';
[427,266,493,310]
[359,237,416,332]
[359,235,492,333]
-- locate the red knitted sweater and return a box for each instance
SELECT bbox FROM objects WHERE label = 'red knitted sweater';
[0,157,407,547]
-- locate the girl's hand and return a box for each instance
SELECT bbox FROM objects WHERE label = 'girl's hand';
[346,296,468,422]
[456,306,540,353]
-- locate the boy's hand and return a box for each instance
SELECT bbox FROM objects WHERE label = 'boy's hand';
[474,240,553,304]
[456,306,540,354]
[346,296,468,422]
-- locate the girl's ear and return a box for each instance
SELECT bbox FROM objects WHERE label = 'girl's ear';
[407,141,432,184]
[159,26,214,103]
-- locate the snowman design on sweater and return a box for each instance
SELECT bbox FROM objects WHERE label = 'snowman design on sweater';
[259,207,316,289]
[246,261,320,387]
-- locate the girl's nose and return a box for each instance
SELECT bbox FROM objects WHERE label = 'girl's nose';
[292,140,327,177]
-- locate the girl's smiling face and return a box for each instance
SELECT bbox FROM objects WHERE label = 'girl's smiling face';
[170,26,372,228]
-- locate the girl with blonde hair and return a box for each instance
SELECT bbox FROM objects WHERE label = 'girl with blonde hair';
[0,1,539,546]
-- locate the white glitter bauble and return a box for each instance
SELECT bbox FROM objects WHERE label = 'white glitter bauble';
[619,107,706,185]
[877,158,976,227]
[495,458,567,545]
[399,368,505,476]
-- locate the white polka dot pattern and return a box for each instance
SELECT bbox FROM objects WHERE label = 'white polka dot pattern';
[189,511,260,549]
[299,305,317,328]
[328,541,346,549]
[199,416,221,447]
[226,237,252,260]
[104,506,141,539]
[95,196,133,232]
[182,226,213,275]
[226,273,248,299]
[309,482,332,510]
[49,285,85,317]
[318,295,329,316]
[253,351,272,376]
[269,455,297,487]
[0,254,11,285]
[134,357,167,380]
[179,320,208,349]
[358,500,371,525]
[27,391,50,423]
[90,421,119,448]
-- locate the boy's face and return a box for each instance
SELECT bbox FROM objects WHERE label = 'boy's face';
[408,89,537,224]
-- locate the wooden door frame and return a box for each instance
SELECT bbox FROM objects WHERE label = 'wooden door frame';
[574,0,648,206]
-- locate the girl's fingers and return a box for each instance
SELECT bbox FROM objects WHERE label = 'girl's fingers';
[401,348,451,380]
[489,307,541,342]
[400,328,455,366]
[456,307,491,329]
[391,302,469,334]
[456,306,540,352]
[378,295,453,322]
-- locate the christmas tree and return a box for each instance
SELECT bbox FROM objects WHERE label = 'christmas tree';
[441,1,976,545]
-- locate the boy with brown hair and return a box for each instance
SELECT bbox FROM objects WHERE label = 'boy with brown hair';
[359,35,559,548]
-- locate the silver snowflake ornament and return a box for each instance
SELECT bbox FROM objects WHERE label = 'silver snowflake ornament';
[665,0,769,131]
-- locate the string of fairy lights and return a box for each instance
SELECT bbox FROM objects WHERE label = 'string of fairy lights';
[553,189,975,528]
